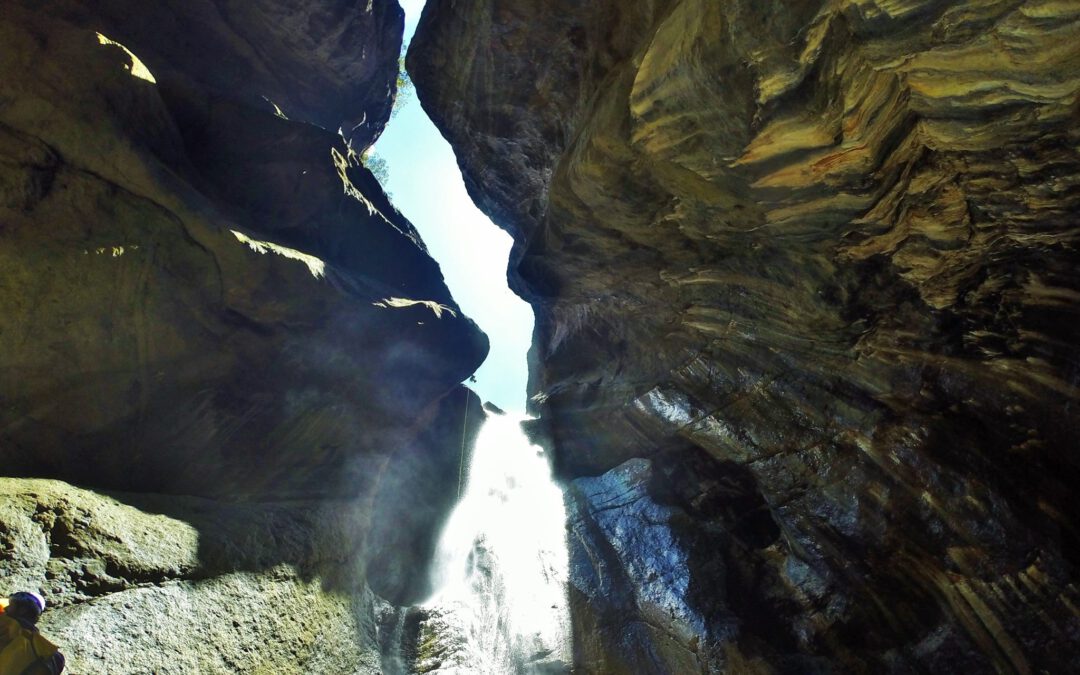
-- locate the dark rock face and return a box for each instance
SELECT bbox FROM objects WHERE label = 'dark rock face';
[411,0,1080,671]
[1,0,487,671]
[14,0,402,148]
[0,1,487,498]
[566,458,713,674]
[365,388,486,606]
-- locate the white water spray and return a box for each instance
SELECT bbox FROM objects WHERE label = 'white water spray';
[417,413,571,674]
[372,3,559,669]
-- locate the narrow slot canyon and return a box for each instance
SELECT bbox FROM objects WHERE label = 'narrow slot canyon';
[1,1,1079,674]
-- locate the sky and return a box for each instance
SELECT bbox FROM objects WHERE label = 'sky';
[371,0,534,413]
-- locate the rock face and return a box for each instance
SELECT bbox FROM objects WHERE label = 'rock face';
[365,388,487,606]
[411,0,1080,672]
[1,0,486,671]
[2,478,377,673]
[1,0,487,499]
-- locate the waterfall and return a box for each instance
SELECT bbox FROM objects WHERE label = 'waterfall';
[372,3,560,670]
[414,413,571,674]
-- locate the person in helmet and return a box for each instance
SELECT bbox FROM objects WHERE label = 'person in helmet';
[0,591,66,674]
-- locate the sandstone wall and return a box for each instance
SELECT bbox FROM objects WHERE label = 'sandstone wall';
[0,1,486,670]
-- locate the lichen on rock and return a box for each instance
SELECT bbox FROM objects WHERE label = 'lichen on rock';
[0,478,379,673]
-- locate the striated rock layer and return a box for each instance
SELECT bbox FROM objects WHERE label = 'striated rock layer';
[411,0,1080,672]
[1,0,486,671]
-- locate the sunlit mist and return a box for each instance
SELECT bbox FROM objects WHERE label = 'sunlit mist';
[421,414,570,673]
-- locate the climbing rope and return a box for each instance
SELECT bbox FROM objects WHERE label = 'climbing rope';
[457,388,470,499]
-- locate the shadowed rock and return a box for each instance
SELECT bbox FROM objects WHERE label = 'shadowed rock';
[411,0,1080,671]
[0,1,487,671]
[0,3,487,499]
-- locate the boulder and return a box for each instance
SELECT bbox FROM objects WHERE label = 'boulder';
[1,478,377,673]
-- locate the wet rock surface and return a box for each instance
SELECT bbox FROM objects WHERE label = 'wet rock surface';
[411,0,1080,671]
[365,388,486,606]
[566,458,711,674]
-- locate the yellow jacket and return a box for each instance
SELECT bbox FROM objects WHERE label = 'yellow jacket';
[0,614,62,675]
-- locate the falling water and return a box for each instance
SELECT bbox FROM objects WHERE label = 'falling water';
[415,413,571,674]
[372,2,565,670]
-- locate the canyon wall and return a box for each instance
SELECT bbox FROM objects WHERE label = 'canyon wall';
[0,1,485,671]
[410,1,1080,672]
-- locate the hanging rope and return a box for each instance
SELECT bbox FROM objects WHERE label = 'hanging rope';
[457,388,470,499]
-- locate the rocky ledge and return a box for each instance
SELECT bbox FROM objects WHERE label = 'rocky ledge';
[411,0,1080,672]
